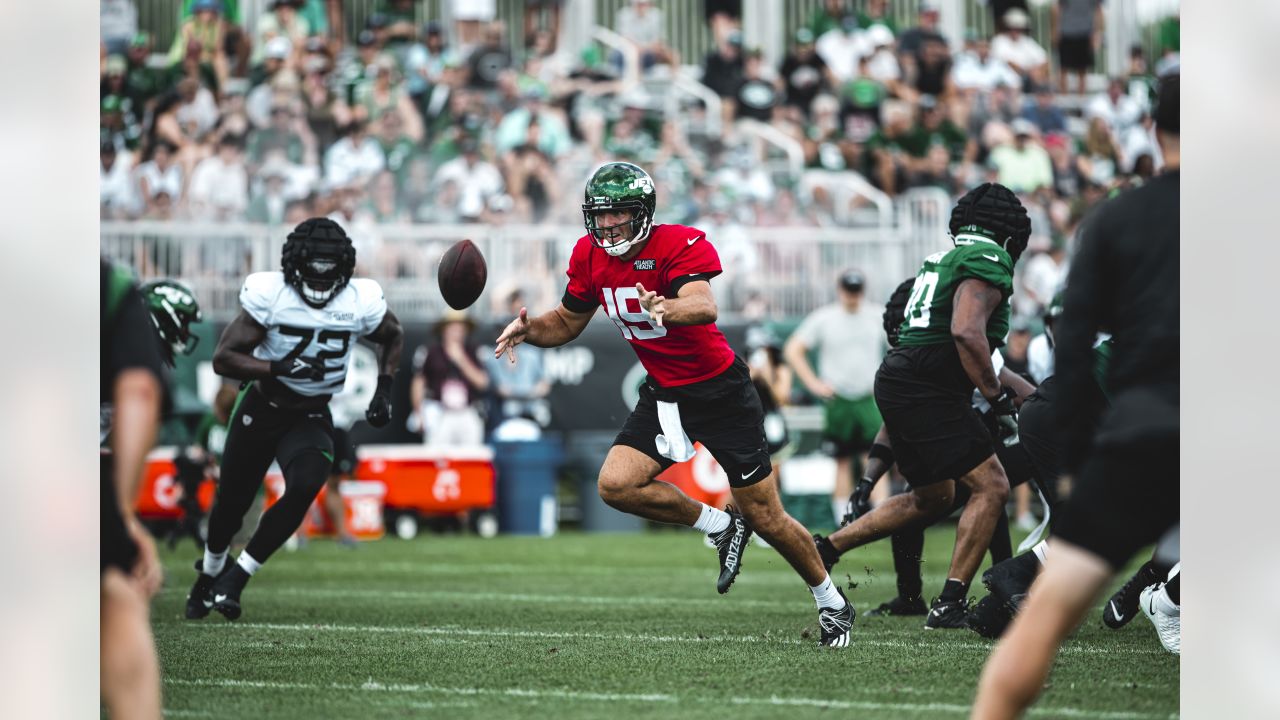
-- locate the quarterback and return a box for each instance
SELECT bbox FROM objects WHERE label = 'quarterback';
[495,162,854,647]
[185,218,403,620]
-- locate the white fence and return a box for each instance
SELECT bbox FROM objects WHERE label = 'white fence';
[101,192,949,323]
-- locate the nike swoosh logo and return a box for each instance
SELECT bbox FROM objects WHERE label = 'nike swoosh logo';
[202,600,213,608]
[687,236,700,245]
[741,465,761,480]
[1109,600,1124,621]
[982,254,1001,262]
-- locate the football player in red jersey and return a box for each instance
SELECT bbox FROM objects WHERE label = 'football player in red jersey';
[495,162,854,647]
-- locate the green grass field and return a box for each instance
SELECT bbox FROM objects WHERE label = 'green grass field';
[151,527,1178,719]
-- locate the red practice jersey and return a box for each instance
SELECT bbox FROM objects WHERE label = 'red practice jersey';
[562,223,736,387]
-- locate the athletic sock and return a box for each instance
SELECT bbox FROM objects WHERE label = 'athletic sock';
[1031,539,1050,565]
[203,548,228,577]
[940,578,969,602]
[236,552,263,576]
[1162,567,1180,607]
[1153,583,1179,615]
[693,504,731,535]
[810,574,845,610]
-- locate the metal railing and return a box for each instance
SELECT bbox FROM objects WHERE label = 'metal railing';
[102,204,950,324]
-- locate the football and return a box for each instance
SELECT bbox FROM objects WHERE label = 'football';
[437,238,487,310]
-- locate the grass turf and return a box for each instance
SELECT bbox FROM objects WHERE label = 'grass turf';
[150,527,1178,719]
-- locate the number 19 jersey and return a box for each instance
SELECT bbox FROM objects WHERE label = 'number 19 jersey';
[562,224,736,387]
[240,271,388,396]
[897,235,1014,349]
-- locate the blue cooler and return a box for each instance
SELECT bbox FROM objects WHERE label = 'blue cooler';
[492,439,563,536]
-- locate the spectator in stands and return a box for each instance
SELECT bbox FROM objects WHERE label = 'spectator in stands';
[334,30,381,108]
[1052,0,1104,94]
[990,117,1053,194]
[411,310,490,447]
[862,24,904,96]
[249,36,293,91]
[503,123,560,224]
[101,93,143,155]
[866,101,915,195]
[952,34,1021,96]
[323,119,386,189]
[525,1,564,52]
[101,142,137,219]
[301,58,351,153]
[485,289,552,432]
[1120,111,1161,175]
[734,49,781,122]
[1046,131,1083,198]
[246,162,291,224]
[451,0,496,52]
[989,0,1031,33]
[168,0,230,93]
[1076,115,1122,186]
[353,55,425,142]
[374,110,422,185]
[705,0,742,47]
[404,22,457,111]
[906,143,959,193]
[615,0,678,71]
[897,2,945,64]
[173,76,221,143]
[101,0,139,55]
[714,149,774,205]
[991,9,1049,89]
[254,0,310,67]
[702,31,745,119]
[1021,84,1067,135]
[495,86,570,158]
[137,141,186,216]
[780,28,834,118]
[466,22,515,90]
[363,170,408,224]
[967,80,1021,162]
[122,33,167,113]
[816,15,868,85]
[912,36,955,102]
[1086,76,1143,136]
[433,138,504,223]
[838,56,885,143]
[187,134,250,221]
[651,120,706,197]
[808,0,850,38]
[908,95,974,166]
[1018,237,1068,318]
[859,0,896,32]
[247,102,308,167]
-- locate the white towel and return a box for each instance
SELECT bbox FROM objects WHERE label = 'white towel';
[654,400,696,462]
[1016,485,1052,554]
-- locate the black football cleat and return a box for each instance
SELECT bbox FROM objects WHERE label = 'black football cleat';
[185,558,227,620]
[1103,560,1162,629]
[812,533,841,572]
[709,506,753,594]
[211,564,252,621]
[864,595,928,617]
[817,588,855,648]
[983,552,1040,615]
[924,596,973,629]
[965,594,1014,639]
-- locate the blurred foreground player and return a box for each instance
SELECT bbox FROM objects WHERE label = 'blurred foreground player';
[101,259,167,719]
[495,162,855,647]
[186,219,403,620]
[973,75,1179,719]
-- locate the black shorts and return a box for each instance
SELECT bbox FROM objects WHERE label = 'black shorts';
[1058,35,1094,71]
[221,380,335,489]
[874,346,996,488]
[101,454,138,575]
[1053,433,1179,570]
[615,356,772,488]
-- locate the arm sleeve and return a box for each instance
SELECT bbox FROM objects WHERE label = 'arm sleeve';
[352,278,389,335]
[239,273,276,326]
[662,231,722,295]
[1054,207,1112,470]
[562,238,599,312]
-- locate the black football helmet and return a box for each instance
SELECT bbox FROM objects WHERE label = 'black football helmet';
[281,218,356,308]
[882,277,917,348]
[948,182,1032,264]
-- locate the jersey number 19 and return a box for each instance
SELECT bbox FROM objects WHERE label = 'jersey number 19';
[602,286,668,341]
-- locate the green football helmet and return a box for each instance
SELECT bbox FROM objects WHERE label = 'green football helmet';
[140,279,202,366]
[581,162,657,257]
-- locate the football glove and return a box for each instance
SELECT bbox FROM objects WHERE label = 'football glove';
[840,478,877,527]
[365,374,394,428]
[987,387,1020,447]
[270,356,326,381]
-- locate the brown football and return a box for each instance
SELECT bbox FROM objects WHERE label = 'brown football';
[438,239,488,310]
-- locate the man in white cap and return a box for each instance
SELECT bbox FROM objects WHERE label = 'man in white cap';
[990,9,1048,88]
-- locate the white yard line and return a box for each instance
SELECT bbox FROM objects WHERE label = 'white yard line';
[171,620,1169,656]
[164,677,1175,719]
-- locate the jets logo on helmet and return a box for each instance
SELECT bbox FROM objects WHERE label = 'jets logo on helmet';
[140,279,203,367]
[281,217,356,308]
[582,162,657,258]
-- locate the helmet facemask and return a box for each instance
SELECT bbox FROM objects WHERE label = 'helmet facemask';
[298,255,344,307]
[583,202,653,257]
[282,218,356,308]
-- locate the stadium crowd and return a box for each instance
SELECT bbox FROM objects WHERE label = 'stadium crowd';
[101,0,1178,327]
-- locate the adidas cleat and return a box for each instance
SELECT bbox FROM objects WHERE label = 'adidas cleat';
[818,589,855,647]
[211,564,252,621]
[1103,560,1162,629]
[924,596,973,629]
[865,595,927,617]
[709,505,752,594]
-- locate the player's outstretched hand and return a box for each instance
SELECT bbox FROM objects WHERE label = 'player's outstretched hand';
[365,374,394,428]
[636,283,665,327]
[495,307,530,365]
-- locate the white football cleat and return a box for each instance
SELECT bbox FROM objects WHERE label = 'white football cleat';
[1140,584,1180,655]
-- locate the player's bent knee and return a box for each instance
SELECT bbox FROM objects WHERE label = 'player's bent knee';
[911,485,953,515]
[283,450,332,496]
[596,473,636,507]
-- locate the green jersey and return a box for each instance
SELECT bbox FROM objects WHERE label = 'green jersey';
[897,235,1014,348]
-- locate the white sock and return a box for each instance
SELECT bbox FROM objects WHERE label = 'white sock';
[1031,539,1050,565]
[203,548,228,577]
[237,552,263,576]
[1166,561,1181,582]
[810,574,845,610]
[832,499,846,525]
[692,504,731,535]
[1152,584,1179,616]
